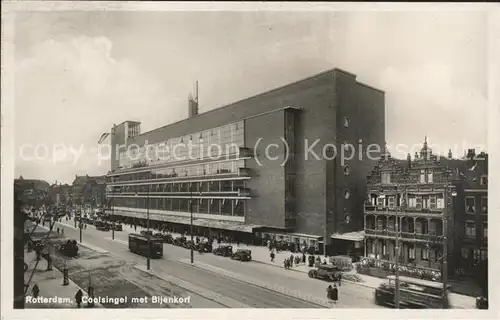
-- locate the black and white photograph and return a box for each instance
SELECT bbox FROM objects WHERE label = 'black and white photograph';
[2,2,499,319]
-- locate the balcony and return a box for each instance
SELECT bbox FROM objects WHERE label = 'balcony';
[237,188,251,197]
[364,205,444,217]
[365,229,443,243]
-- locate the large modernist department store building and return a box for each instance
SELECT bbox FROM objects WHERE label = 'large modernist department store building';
[106,69,385,253]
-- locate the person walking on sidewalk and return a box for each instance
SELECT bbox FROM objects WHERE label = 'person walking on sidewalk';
[331,284,339,305]
[270,251,275,263]
[326,285,333,303]
[75,289,83,308]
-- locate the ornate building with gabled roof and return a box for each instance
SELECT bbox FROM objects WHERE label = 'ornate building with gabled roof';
[364,138,488,279]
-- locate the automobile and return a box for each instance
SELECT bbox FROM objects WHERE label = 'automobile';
[213,244,233,257]
[58,239,79,257]
[184,240,195,249]
[198,241,212,253]
[154,233,173,244]
[96,224,110,231]
[308,265,342,282]
[112,224,123,231]
[476,296,488,309]
[173,236,187,246]
[140,230,153,237]
[231,249,252,261]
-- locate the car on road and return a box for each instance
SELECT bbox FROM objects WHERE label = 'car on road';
[231,249,252,261]
[213,244,233,257]
[96,224,110,231]
[113,224,123,231]
[308,265,342,282]
[140,230,153,237]
[173,236,186,246]
[58,239,79,257]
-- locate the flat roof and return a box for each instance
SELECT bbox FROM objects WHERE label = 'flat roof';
[386,275,445,289]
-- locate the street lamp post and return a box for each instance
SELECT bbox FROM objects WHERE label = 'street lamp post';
[190,183,194,264]
[111,198,115,240]
[146,184,151,271]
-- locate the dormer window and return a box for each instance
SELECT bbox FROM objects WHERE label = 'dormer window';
[381,172,391,184]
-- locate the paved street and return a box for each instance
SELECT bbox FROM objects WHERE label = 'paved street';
[42,221,323,308]
[54,220,384,308]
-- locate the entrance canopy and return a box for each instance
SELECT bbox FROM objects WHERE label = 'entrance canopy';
[331,231,365,242]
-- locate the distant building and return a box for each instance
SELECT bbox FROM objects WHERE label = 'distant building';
[364,140,488,276]
[72,175,106,207]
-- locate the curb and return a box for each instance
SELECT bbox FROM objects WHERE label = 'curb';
[104,237,128,245]
[133,264,250,308]
[178,259,330,308]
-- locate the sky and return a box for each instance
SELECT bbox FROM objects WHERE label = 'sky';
[13,10,489,184]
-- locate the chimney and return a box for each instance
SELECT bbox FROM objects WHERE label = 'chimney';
[448,149,453,159]
[466,149,476,160]
[407,153,412,169]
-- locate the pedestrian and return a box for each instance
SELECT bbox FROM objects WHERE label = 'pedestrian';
[326,284,333,302]
[283,258,288,269]
[270,251,275,263]
[62,228,65,235]
[302,252,306,264]
[75,289,83,308]
[331,284,339,305]
[57,227,60,234]
[134,224,137,231]
[32,284,40,299]
[338,272,342,287]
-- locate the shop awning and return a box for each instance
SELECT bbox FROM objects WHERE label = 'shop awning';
[331,231,365,241]
[112,209,260,233]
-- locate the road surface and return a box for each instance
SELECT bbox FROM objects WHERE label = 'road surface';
[53,220,381,308]
[40,222,323,308]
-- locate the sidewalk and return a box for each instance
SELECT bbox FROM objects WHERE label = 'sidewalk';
[133,264,251,308]
[24,249,103,308]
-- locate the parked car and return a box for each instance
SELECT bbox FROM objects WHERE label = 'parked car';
[213,244,233,257]
[231,249,252,261]
[184,240,195,249]
[140,230,153,237]
[199,242,212,253]
[112,224,123,231]
[163,234,174,244]
[58,240,79,257]
[96,224,110,231]
[173,236,186,246]
[308,265,342,282]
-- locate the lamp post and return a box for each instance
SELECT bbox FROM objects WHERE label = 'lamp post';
[111,197,115,240]
[146,184,151,271]
[190,183,194,264]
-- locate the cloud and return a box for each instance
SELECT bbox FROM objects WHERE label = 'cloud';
[14,35,169,182]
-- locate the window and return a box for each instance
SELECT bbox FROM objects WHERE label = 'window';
[377,197,384,208]
[377,218,384,230]
[420,170,426,183]
[382,244,387,255]
[387,219,394,231]
[422,196,429,209]
[481,197,487,213]
[343,165,350,175]
[429,196,437,210]
[480,175,488,186]
[422,248,429,261]
[473,249,481,261]
[483,223,488,238]
[427,170,433,183]
[461,247,469,259]
[408,196,416,208]
[409,245,416,260]
[344,189,350,199]
[465,221,476,238]
[465,197,476,214]
[416,196,422,210]
[344,117,349,128]
[480,249,487,261]
[437,195,445,209]
[428,221,436,235]
[388,196,395,208]
[381,172,391,184]
[415,221,422,234]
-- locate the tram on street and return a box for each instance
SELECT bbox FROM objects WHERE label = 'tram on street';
[128,233,163,259]
[375,275,451,309]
